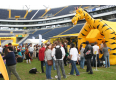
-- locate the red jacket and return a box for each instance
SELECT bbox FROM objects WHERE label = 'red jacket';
[38,47,45,61]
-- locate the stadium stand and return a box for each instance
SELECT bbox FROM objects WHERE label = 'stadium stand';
[41,26,72,40]
[0,31,10,33]
[44,7,64,18]
[10,10,26,18]
[62,24,84,35]
[28,30,35,34]
[0,9,9,19]
[26,10,37,20]
[13,31,24,33]
[33,10,46,19]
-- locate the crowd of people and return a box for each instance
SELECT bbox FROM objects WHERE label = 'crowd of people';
[0,39,112,80]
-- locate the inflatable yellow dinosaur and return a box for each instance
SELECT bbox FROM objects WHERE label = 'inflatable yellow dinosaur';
[0,54,9,80]
[72,7,116,65]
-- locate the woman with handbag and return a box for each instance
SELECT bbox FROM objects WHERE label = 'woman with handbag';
[45,44,53,79]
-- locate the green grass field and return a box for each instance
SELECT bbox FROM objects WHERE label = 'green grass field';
[0,58,116,80]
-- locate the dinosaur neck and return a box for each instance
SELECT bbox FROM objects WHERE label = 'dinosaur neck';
[84,11,94,25]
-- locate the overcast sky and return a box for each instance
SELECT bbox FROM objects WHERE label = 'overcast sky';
[0,0,114,10]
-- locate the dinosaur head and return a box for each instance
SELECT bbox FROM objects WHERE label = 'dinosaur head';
[72,7,85,25]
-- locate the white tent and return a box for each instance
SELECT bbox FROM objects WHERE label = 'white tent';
[24,39,46,46]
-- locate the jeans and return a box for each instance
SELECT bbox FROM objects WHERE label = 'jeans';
[45,62,52,79]
[63,55,67,66]
[104,55,110,68]
[80,57,85,69]
[43,61,45,66]
[70,60,80,75]
[41,61,44,73]
[93,54,100,67]
[52,58,56,70]
[86,55,93,73]
[55,60,66,80]
[22,52,25,59]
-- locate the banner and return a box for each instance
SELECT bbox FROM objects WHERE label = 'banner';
[39,34,42,45]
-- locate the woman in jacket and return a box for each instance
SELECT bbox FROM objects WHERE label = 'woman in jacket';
[38,44,45,73]
[45,44,53,79]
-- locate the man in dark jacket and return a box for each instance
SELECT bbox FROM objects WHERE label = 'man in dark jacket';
[83,41,93,74]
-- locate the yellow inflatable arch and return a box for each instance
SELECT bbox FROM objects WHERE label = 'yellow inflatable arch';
[72,7,116,65]
[0,37,16,45]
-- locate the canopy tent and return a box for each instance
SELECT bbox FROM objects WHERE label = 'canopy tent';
[24,39,46,46]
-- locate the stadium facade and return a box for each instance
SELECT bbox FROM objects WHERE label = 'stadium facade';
[0,5,116,45]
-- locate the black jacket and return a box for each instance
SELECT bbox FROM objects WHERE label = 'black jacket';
[84,44,93,56]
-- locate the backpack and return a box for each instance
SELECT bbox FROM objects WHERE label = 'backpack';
[29,68,38,74]
[55,46,62,59]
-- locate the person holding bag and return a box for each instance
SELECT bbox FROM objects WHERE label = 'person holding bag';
[45,44,53,79]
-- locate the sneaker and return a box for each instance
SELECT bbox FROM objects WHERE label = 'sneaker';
[76,75,80,76]
[64,76,67,79]
[68,73,71,75]
[49,77,53,80]
[55,75,58,79]
[68,73,73,75]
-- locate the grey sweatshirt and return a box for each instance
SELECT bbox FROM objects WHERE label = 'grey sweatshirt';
[102,47,111,56]
[45,49,52,62]
[80,48,85,57]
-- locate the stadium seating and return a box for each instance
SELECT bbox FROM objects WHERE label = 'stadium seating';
[0,9,9,19]
[13,31,24,33]
[33,29,52,37]
[62,24,84,35]
[0,5,107,20]
[44,6,65,17]
[11,10,26,18]
[28,30,35,34]
[26,10,37,20]
[41,26,72,40]
[33,10,46,19]
[0,31,10,33]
